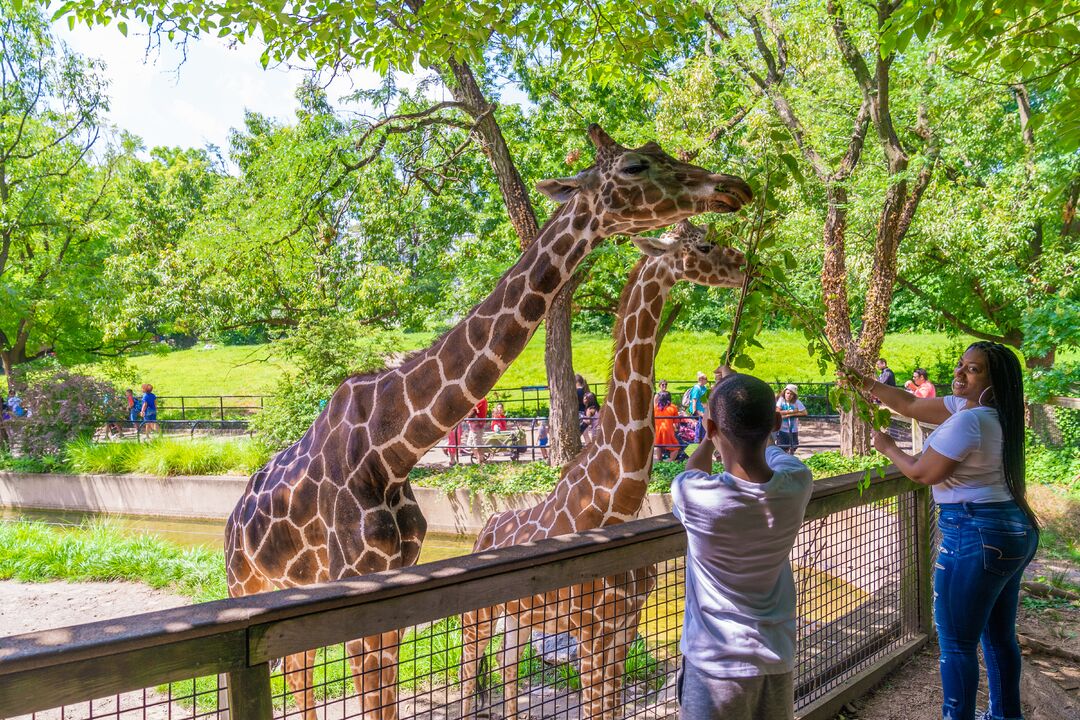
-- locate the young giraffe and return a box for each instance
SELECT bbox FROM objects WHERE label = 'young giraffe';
[460,220,747,719]
[223,125,752,720]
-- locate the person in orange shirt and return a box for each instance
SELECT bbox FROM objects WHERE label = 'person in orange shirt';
[654,390,680,461]
[904,369,937,399]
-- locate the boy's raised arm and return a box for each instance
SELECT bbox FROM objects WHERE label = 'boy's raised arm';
[686,436,715,473]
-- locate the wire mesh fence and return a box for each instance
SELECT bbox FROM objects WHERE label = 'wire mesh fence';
[0,472,932,720]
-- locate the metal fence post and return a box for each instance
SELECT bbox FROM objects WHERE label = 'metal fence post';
[225,663,273,720]
[180,396,186,421]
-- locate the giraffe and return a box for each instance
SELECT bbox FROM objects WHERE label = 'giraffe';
[223,125,752,720]
[459,220,747,719]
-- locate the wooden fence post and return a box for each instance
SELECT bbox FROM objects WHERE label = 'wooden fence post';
[915,485,936,637]
[225,663,273,720]
[910,418,924,453]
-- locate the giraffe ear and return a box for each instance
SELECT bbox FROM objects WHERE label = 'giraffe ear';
[630,234,674,258]
[536,176,582,203]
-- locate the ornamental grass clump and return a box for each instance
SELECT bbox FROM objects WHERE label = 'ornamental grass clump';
[65,437,272,476]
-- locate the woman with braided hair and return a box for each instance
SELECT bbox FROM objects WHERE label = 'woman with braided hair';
[849,341,1039,720]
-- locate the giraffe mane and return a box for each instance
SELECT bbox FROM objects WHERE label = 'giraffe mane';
[601,254,652,414]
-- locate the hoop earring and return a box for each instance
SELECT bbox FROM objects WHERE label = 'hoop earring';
[978,387,994,406]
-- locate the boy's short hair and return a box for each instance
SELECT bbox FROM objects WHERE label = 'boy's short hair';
[708,373,777,443]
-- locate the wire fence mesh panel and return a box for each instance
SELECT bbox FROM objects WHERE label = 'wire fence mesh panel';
[7,676,228,720]
[793,492,921,708]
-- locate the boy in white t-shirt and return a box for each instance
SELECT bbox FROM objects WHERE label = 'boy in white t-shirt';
[671,372,814,720]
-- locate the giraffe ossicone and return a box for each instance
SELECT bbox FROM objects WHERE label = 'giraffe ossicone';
[460,219,748,720]
[223,124,751,720]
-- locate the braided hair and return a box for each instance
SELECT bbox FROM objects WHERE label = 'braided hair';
[967,341,1038,528]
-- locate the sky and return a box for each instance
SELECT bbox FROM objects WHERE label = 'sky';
[55,22,401,153]
[55,22,532,156]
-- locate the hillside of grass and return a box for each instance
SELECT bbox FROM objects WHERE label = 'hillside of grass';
[114,329,1059,397]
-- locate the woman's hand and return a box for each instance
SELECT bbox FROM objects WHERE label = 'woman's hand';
[836,366,873,393]
[871,428,897,455]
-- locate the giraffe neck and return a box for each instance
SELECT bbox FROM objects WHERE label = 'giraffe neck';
[347,195,606,472]
[555,257,676,528]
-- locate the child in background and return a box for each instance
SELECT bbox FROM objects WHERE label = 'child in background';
[491,402,508,432]
[537,419,549,461]
[672,371,813,720]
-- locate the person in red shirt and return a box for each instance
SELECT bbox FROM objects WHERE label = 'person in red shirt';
[466,398,488,463]
[490,402,508,432]
[904,369,937,399]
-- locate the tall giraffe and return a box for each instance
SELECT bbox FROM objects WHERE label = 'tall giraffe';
[223,125,752,720]
[460,221,747,719]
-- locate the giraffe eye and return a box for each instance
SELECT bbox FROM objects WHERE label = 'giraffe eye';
[623,163,649,175]
[694,243,713,253]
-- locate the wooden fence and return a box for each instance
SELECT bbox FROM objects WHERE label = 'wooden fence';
[0,467,933,720]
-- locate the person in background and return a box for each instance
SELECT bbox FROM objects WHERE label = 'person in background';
[139,384,158,435]
[7,394,26,418]
[849,342,1038,720]
[654,390,680,461]
[581,404,600,444]
[537,418,549,461]
[775,384,807,455]
[575,374,589,413]
[904,368,937,398]
[654,379,670,406]
[444,422,462,465]
[580,391,601,436]
[491,402,508,432]
[684,372,711,442]
[672,371,813,720]
[125,389,138,426]
[876,358,897,387]
[466,397,488,464]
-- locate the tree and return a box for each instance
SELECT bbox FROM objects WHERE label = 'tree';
[894,80,1079,415]
[0,3,131,391]
[696,0,939,454]
[885,0,1080,150]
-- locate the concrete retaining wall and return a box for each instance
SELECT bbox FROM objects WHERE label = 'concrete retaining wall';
[0,472,675,534]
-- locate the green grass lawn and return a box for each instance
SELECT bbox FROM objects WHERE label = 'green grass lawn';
[119,329,1004,397]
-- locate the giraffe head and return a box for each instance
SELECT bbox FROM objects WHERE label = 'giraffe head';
[536,124,752,235]
[631,220,746,288]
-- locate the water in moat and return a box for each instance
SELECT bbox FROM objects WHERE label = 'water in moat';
[0,507,477,563]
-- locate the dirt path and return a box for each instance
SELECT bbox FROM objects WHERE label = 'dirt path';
[0,580,190,638]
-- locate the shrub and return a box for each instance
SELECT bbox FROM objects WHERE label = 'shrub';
[250,317,400,448]
[5,369,123,457]
[65,437,272,476]
[803,451,890,479]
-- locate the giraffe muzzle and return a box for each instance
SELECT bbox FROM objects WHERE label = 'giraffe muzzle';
[707,174,753,212]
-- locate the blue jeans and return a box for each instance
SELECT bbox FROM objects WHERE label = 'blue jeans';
[935,501,1038,720]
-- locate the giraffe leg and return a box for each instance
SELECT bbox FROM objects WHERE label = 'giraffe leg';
[283,649,319,720]
[346,631,401,720]
[498,614,532,719]
[460,605,496,716]
[577,588,626,720]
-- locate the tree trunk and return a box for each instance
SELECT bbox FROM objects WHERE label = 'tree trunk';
[654,303,682,358]
[840,409,871,456]
[0,351,13,397]
[545,274,584,466]
[1025,348,1061,445]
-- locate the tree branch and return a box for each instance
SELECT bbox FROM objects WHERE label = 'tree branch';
[897,277,1013,346]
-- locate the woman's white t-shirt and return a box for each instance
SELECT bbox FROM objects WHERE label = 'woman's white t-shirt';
[925,395,1012,504]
